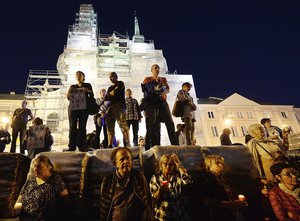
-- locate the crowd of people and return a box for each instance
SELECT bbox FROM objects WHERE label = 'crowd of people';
[65,64,197,151]
[12,145,300,221]
[1,64,299,220]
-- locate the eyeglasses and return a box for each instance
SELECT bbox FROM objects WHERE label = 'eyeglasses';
[279,171,299,177]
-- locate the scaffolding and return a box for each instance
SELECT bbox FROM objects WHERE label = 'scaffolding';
[67,4,98,49]
[24,70,69,145]
[97,32,132,77]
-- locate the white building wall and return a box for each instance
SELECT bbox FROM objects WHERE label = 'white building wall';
[196,93,300,146]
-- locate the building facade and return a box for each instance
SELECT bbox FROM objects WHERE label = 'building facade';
[196,93,300,146]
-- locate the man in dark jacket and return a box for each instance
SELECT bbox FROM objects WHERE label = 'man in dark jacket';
[99,147,153,221]
[105,72,130,148]
[10,100,34,153]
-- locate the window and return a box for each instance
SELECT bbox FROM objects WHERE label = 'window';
[47,113,59,132]
[281,112,288,119]
[246,112,254,119]
[237,112,243,119]
[208,111,215,119]
[241,126,247,136]
[231,126,238,137]
[211,126,218,137]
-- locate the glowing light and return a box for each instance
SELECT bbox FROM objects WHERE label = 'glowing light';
[238,194,246,201]
[1,117,9,124]
[224,118,232,126]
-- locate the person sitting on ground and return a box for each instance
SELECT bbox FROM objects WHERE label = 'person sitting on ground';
[247,123,287,182]
[150,153,192,221]
[14,155,68,220]
[0,123,11,152]
[22,117,53,160]
[198,155,248,221]
[269,162,300,221]
[220,128,232,145]
[99,147,153,221]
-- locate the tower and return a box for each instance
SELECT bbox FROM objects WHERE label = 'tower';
[25,4,197,146]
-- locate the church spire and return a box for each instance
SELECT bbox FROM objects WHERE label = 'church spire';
[132,12,145,43]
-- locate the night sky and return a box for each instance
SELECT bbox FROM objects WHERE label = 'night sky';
[1,0,300,107]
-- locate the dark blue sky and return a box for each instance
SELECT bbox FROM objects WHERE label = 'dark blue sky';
[1,0,300,107]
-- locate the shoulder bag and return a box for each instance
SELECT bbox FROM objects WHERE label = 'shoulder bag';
[172,99,185,117]
[87,97,100,116]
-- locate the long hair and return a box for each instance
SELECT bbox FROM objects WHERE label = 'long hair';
[204,155,224,172]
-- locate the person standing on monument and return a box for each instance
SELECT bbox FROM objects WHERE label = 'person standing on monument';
[67,71,94,152]
[94,88,109,149]
[10,100,34,154]
[142,64,178,147]
[125,88,142,146]
[176,82,197,145]
[105,72,131,148]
